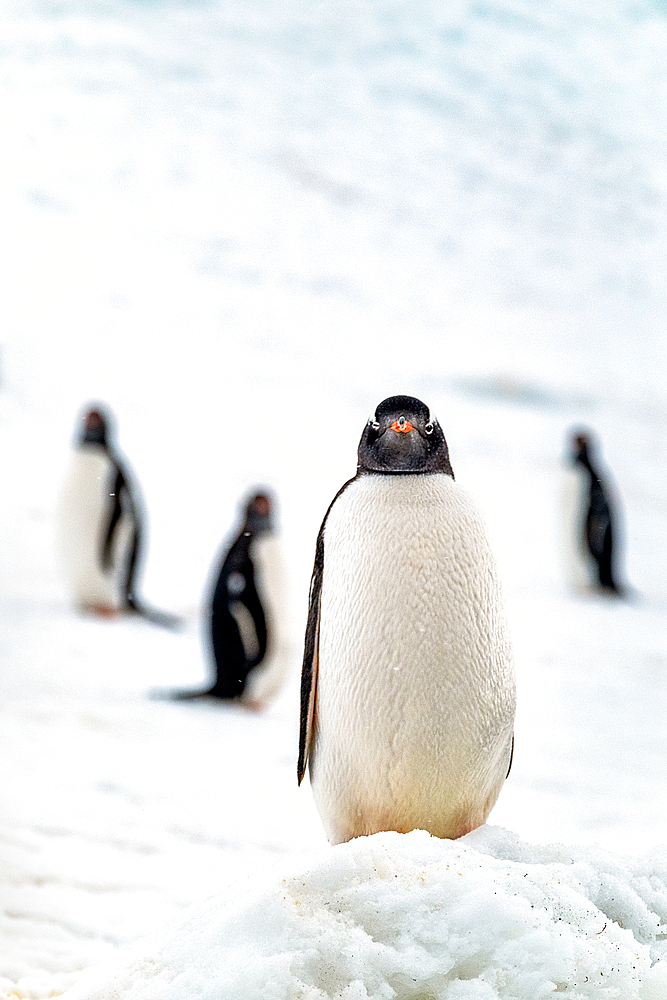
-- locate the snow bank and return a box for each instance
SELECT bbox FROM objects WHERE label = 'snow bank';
[65,827,667,1000]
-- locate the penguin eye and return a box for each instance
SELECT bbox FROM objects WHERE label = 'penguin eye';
[424,422,434,435]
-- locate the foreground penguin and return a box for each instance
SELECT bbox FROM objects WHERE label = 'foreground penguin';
[563,429,623,596]
[57,406,179,626]
[298,395,515,845]
[171,492,291,708]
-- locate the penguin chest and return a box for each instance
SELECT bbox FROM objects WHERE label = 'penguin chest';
[57,449,132,609]
[250,535,289,645]
[240,535,292,707]
[561,465,596,589]
[312,473,515,844]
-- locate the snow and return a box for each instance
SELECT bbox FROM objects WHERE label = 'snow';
[2,0,667,996]
[58,828,667,1000]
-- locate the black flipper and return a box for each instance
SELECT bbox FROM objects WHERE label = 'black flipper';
[583,466,620,594]
[100,464,131,572]
[100,459,146,604]
[209,529,268,699]
[585,483,617,592]
[297,529,324,785]
[99,455,182,628]
[297,477,356,785]
[506,734,514,779]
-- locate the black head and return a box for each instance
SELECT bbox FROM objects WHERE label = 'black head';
[79,406,112,447]
[243,491,274,535]
[569,428,595,466]
[357,395,454,477]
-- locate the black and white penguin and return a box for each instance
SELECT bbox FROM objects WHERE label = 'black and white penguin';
[298,395,515,845]
[172,492,291,707]
[57,406,142,617]
[563,428,623,595]
[57,406,179,627]
[208,492,290,707]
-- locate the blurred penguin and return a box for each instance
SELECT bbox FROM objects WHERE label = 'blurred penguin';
[57,405,179,626]
[563,428,624,596]
[172,491,291,708]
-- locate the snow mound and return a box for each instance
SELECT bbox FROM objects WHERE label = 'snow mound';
[63,827,667,1000]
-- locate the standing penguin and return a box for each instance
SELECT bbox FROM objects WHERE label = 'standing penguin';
[57,406,143,617]
[209,492,290,707]
[563,429,623,596]
[171,492,291,707]
[58,406,179,626]
[298,395,515,846]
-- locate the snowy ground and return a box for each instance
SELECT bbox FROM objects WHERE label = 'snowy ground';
[2,0,667,996]
[3,371,667,999]
[62,829,667,1000]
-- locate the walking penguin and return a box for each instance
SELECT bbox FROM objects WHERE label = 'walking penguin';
[298,395,516,845]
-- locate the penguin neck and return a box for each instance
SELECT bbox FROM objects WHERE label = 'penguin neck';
[243,510,273,535]
[356,467,454,480]
[79,440,110,456]
[235,525,272,555]
[575,452,602,486]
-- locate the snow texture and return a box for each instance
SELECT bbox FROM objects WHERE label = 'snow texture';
[66,828,667,1000]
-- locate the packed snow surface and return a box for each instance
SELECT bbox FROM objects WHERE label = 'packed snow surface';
[2,0,667,996]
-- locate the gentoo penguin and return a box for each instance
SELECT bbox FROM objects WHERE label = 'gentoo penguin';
[298,395,515,846]
[172,492,291,707]
[563,428,623,595]
[57,407,142,616]
[57,406,179,626]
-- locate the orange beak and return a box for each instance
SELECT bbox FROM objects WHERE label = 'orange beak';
[390,419,415,433]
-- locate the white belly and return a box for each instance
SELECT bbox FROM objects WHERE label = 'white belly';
[561,465,595,590]
[241,534,292,708]
[311,473,515,844]
[56,448,133,611]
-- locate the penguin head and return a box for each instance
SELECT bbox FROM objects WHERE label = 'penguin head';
[244,492,274,535]
[79,406,112,447]
[569,428,595,467]
[357,395,454,476]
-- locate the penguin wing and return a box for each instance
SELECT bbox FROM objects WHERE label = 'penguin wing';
[100,464,126,570]
[297,526,324,785]
[101,458,140,571]
[212,532,268,666]
[298,477,356,785]
[586,482,612,562]
[506,734,514,778]
[214,532,257,610]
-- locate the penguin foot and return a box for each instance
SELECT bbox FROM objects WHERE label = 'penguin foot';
[80,603,120,619]
[240,698,266,713]
[596,583,625,599]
